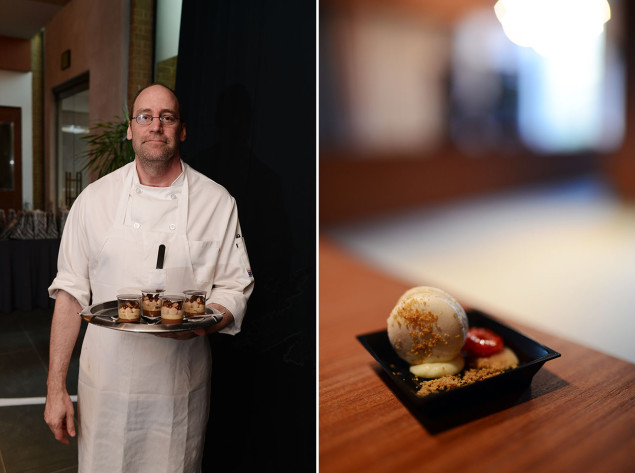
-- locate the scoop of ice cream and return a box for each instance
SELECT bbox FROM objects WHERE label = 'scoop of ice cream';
[387,286,468,364]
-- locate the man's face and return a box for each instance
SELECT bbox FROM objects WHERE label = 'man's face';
[127,85,186,165]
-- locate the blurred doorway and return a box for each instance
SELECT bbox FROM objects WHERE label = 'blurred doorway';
[0,106,22,214]
[54,75,90,211]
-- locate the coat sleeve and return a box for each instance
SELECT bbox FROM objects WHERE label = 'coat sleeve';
[48,193,92,308]
[209,200,255,335]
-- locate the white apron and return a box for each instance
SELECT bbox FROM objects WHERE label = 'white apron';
[77,168,211,473]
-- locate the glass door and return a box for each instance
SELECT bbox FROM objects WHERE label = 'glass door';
[56,88,90,210]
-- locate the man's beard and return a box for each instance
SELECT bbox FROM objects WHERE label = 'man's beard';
[134,140,178,174]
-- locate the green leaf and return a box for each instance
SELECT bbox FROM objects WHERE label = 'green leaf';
[81,111,135,178]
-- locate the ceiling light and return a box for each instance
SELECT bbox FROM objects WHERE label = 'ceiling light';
[494,0,611,57]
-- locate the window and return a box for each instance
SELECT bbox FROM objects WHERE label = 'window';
[154,0,182,87]
[451,1,624,155]
[55,77,90,210]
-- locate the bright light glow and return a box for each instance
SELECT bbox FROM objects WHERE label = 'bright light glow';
[494,0,611,57]
[61,124,90,135]
[517,34,606,153]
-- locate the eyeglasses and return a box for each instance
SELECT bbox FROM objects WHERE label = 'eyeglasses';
[132,114,180,126]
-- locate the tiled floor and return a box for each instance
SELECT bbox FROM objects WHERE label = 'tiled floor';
[0,305,316,473]
[0,308,85,473]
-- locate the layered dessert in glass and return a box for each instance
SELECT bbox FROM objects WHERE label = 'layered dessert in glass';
[117,294,142,323]
[141,289,165,321]
[183,290,206,318]
[160,294,185,325]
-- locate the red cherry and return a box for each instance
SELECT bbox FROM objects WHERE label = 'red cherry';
[463,327,504,358]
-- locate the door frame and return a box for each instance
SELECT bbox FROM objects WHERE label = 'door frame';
[0,106,22,214]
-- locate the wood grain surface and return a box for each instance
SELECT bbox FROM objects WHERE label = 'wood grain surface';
[319,235,635,473]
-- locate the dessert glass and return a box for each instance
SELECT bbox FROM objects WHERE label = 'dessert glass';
[183,290,207,318]
[141,288,165,321]
[117,294,141,323]
[160,294,185,325]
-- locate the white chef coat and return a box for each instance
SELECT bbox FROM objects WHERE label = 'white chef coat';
[49,161,254,472]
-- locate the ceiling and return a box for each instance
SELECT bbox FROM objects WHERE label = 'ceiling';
[320,0,496,24]
[0,0,70,40]
[0,0,496,41]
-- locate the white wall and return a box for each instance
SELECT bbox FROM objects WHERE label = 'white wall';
[0,69,33,209]
[332,7,449,153]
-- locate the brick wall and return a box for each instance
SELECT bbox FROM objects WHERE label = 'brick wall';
[127,0,155,110]
[155,56,177,90]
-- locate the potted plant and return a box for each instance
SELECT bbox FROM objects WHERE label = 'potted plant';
[82,112,134,179]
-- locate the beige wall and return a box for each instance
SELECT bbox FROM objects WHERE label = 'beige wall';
[43,0,128,210]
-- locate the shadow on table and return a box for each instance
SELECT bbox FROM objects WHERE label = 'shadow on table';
[375,366,568,434]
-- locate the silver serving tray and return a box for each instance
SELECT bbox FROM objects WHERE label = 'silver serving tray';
[79,300,224,333]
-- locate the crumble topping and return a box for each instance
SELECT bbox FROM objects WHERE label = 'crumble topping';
[414,347,519,397]
[394,297,451,359]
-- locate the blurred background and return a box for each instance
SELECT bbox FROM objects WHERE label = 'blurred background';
[0,1,315,471]
[319,0,635,363]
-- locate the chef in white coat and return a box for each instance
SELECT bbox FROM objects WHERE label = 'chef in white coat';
[44,83,254,472]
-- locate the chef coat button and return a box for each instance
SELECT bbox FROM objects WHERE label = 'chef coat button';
[135,187,142,194]
[169,193,177,200]
[169,224,176,230]
[133,222,141,229]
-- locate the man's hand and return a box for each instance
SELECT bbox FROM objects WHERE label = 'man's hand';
[44,389,76,445]
[46,290,82,444]
[153,329,203,340]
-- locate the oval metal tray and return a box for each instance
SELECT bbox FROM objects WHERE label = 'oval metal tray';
[79,300,224,333]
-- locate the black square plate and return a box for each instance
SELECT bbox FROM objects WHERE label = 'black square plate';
[357,310,561,408]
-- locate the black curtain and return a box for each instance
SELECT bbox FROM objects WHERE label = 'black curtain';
[175,1,315,472]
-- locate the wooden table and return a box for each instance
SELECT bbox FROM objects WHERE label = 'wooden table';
[319,235,635,473]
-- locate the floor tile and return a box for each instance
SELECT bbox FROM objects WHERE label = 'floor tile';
[0,309,82,473]
[0,350,48,399]
[0,404,77,473]
[0,321,30,356]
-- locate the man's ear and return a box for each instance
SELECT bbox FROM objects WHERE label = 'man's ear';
[180,123,186,142]
[126,122,133,140]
